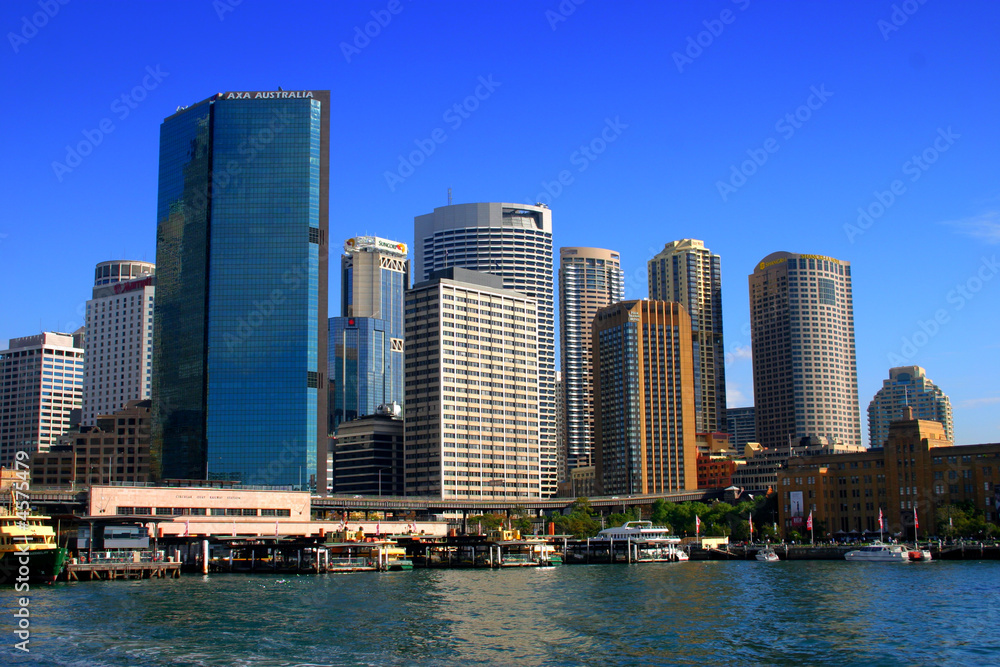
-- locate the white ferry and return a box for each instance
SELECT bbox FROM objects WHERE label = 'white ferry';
[844,542,911,562]
[596,521,688,562]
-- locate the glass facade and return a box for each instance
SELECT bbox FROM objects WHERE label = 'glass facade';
[329,316,403,431]
[331,237,408,433]
[152,91,329,489]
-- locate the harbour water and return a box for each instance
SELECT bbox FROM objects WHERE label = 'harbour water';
[4,561,1000,666]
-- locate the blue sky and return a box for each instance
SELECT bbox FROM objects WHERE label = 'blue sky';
[2,0,998,445]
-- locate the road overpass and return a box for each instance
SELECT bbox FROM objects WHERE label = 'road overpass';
[25,486,726,518]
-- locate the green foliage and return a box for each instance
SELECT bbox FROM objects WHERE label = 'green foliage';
[553,497,600,538]
[935,503,998,539]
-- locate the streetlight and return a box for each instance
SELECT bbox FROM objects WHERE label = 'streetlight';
[377,467,391,497]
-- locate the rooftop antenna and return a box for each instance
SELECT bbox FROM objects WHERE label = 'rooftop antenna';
[448,187,452,206]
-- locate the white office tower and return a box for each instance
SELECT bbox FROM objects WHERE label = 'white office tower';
[82,260,155,425]
[414,203,556,496]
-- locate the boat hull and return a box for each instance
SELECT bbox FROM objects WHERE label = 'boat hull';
[0,547,68,585]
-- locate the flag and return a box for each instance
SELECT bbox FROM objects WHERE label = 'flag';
[377,520,381,537]
[182,520,190,537]
[913,508,919,530]
[878,508,883,530]
[695,515,701,536]
[275,520,280,538]
[749,513,753,538]
[231,521,237,537]
[806,511,813,531]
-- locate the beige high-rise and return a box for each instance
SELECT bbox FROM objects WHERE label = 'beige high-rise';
[648,239,726,433]
[749,251,861,449]
[404,268,541,499]
[593,300,697,495]
[559,247,624,479]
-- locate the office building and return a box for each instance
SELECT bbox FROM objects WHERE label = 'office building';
[559,247,624,478]
[649,239,726,433]
[0,332,84,465]
[868,366,953,446]
[779,409,1000,538]
[749,251,861,450]
[404,268,540,499]
[330,402,404,496]
[152,89,330,490]
[592,300,697,495]
[329,236,408,431]
[82,260,156,425]
[29,399,152,486]
[414,203,555,496]
[726,406,756,448]
[731,437,865,492]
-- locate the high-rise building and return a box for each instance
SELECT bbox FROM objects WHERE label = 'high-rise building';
[0,332,84,465]
[749,251,860,450]
[414,203,555,496]
[868,366,953,446]
[329,236,408,432]
[152,89,330,490]
[330,402,404,496]
[592,300,697,495]
[404,268,540,499]
[559,247,624,478]
[82,260,155,425]
[648,239,726,433]
[726,406,756,448]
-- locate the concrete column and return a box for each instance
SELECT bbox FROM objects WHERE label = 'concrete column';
[201,540,209,574]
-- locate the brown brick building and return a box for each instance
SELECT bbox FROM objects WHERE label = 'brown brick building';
[29,400,151,486]
[778,409,1000,538]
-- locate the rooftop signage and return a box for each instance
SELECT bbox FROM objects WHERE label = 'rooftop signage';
[345,236,407,257]
[223,91,316,100]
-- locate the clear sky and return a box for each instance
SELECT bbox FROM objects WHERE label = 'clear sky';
[2,0,998,446]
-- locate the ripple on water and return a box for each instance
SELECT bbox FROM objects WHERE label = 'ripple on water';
[4,561,1000,666]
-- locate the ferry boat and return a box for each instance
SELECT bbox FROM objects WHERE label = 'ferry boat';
[843,542,911,562]
[596,521,687,562]
[0,506,68,584]
[755,547,781,562]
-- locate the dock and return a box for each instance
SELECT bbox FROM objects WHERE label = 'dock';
[64,561,182,580]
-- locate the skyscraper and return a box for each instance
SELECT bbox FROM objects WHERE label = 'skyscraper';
[559,247,624,478]
[749,251,860,450]
[404,268,540,499]
[329,236,408,432]
[152,89,329,490]
[868,366,953,446]
[648,239,726,433]
[725,406,757,448]
[592,300,697,495]
[414,203,555,496]
[0,332,84,465]
[82,260,155,425]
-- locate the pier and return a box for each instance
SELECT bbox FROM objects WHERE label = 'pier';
[64,560,181,581]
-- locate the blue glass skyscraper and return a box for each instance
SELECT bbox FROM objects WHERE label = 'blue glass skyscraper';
[152,90,330,490]
[329,236,408,431]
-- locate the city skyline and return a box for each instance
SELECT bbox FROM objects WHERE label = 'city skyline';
[2,2,999,447]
